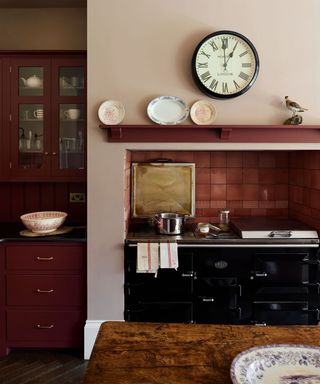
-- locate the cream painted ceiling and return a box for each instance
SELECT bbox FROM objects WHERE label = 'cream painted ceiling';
[0,0,86,7]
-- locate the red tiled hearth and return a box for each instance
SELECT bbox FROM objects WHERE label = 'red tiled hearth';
[125,150,320,231]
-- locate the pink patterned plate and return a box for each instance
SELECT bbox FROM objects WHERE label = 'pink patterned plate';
[98,100,125,125]
[190,99,217,125]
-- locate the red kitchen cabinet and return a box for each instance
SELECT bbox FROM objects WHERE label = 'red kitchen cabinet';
[4,242,86,352]
[1,52,86,182]
[0,245,6,356]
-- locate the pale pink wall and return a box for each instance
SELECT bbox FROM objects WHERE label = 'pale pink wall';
[87,0,320,320]
[0,8,86,50]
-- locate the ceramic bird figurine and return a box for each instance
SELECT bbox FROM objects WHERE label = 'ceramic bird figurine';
[283,96,308,125]
[285,96,308,115]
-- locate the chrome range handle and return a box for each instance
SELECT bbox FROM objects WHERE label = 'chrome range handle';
[268,230,292,238]
[181,271,195,278]
[250,271,268,280]
[302,257,320,265]
[199,296,215,302]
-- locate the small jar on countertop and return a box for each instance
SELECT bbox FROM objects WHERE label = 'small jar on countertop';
[219,209,230,231]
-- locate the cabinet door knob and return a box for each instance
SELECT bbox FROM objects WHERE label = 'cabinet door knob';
[36,256,54,261]
[52,152,57,156]
[36,289,54,293]
[44,152,49,156]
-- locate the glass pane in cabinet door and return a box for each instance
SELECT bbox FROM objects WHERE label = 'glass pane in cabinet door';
[59,67,84,96]
[19,104,44,169]
[59,104,85,169]
[19,67,43,96]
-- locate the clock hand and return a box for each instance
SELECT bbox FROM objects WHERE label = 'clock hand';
[221,38,228,71]
[226,41,239,65]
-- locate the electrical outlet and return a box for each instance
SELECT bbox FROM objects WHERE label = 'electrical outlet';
[70,192,86,203]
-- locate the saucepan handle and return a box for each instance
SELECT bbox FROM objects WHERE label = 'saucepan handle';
[152,215,160,225]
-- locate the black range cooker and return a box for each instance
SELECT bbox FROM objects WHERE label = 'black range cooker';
[124,217,320,325]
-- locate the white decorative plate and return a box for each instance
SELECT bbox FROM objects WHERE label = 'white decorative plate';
[190,99,217,125]
[98,100,125,125]
[147,96,189,125]
[230,344,320,384]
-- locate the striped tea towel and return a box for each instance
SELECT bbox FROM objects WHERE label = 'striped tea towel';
[137,242,159,274]
[160,241,178,269]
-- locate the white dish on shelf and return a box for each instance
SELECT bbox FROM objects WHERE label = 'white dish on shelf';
[147,96,189,125]
[98,100,125,125]
[190,99,217,125]
[230,344,320,384]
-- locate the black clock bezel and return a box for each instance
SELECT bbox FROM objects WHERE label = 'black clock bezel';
[191,30,260,99]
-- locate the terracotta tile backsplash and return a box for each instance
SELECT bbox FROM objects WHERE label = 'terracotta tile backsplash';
[127,150,320,231]
[290,151,320,231]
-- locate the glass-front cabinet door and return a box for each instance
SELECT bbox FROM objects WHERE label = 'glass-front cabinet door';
[52,58,86,178]
[10,59,51,178]
[8,56,86,181]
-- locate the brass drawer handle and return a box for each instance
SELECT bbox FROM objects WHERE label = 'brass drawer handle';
[36,289,54,293]
[36,257,54,261]
[36,324,54,329]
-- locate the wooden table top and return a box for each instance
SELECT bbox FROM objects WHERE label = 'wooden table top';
[82,322,320,384]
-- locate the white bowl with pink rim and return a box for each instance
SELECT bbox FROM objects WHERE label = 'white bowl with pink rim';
[20,211,67,233]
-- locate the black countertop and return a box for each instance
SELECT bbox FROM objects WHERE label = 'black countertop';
[0,222,86,242]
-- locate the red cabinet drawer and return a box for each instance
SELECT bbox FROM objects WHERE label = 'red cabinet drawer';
[7,309,84,342]
[6,244,84,271]
[7,275,84,306]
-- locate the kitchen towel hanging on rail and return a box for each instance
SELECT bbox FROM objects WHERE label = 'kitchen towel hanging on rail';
[137,242,159,274]
[160,241,178,270]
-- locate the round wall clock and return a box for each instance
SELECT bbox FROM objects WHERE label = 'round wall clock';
[191,30,259,99]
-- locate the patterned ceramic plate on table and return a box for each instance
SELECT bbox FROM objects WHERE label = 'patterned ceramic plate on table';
[147,96,189,125]
[230,344,320,384]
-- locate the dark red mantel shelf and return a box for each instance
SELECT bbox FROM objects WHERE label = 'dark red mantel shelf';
[100,124,320,143]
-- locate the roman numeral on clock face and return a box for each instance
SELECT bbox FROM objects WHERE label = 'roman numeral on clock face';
[242,63,252,68]
[233,80,241,90]
[221,37,228,49]
[197,62,208,68]
[239,71,249,81]
[239,50,248,57]
[209,78,218,91]
[222,82,228,94]
[200,50,210,59]
[209,40,218,51]
[200,71,212,82]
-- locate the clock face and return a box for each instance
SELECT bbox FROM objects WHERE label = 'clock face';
[191,31,259,99]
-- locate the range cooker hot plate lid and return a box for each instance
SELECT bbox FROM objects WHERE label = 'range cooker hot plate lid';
[231,217,319,239]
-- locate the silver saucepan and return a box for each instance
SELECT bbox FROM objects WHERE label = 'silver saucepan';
[153,213,187,235]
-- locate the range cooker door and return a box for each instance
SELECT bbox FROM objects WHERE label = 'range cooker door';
[252,301,319,325]
[124,302,193,323]
[196,277,242,324]
[251,250,318,285]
